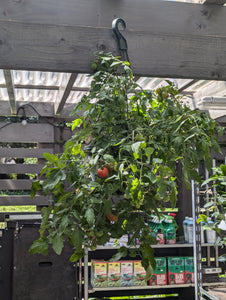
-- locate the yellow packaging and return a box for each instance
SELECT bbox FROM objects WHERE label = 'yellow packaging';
[133,260,147,286]
[108,261,121,287]
[91,260,108,288]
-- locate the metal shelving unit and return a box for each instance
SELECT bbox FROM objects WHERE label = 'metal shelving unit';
[82,243,222,300]
[81,176,223,300]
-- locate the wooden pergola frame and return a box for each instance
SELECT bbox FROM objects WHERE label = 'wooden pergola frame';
[0,0,226,116]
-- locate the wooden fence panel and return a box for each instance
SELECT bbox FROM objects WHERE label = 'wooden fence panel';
[0,164,44,174]
[0,148,53,158]
[0,195,50,206]
[0,123,54,143]
[0,180,33,190]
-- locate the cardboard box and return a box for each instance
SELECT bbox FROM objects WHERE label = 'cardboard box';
[91,260,108,288]
[184,257,194,284]
[149,257,167,286]
[121,261,134,287]
[133,261,147,286]
[167,257,185,285]
[108,262,121,287]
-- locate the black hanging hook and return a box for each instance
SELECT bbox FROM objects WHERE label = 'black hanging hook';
[112,18,129,62]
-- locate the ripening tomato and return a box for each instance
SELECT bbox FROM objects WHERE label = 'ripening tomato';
[97,167,109,178]
[105,163,115,171]
[107,212,119,222]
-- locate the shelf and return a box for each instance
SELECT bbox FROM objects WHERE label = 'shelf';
[89,282,226,293]
[92,243,215,251]
[89,284,195,293]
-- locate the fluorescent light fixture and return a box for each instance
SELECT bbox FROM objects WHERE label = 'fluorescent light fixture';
[197,96,226,110]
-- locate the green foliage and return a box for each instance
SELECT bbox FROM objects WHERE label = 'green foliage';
[198,165,226,247]
[30,52,222,277]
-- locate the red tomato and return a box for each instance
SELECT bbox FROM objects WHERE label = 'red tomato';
[107,212,119,222]
[97,167,109,178]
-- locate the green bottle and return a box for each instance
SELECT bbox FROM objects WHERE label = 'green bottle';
[164,217,176,244]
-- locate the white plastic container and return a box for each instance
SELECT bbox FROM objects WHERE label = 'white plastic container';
[206,219,216,244]
[183,216,189,243]
[200,221,205,244]
[187,218,193,244]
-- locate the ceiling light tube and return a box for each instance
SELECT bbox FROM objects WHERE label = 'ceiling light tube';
[197,97,226,110]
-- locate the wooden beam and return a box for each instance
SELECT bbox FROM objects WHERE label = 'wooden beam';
[3,70,16,115]
[0,1,226,79]
[55,73,78,116]
[203,0,226,5]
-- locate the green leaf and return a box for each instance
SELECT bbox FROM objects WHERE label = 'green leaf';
[71,118,82,131]
[145,263,153,281]
[109,247,127,261]
[103,154,116,163]
[70,249,85,262]
[198,214,208,223]
[52,234,64,255]
[170,186,177,209]
[43,169,66,192]
[217,126,224,137]
[29,238,49,255]
[103,200,112,215]
[85,208,95,225]
[71,228,83,249]
[72,144,82,156]
[131,141,146,154]
[130,164,138,173]
[204,202,215,208]
[39,206,52,237]
[31,180,41,199]
[220,164,226,176]
[145,147,154,158]
[153,158,163,164]
[59,215,69,233]
[43,152,59,163]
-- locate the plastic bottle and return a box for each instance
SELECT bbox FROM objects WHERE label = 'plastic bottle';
[187,217,194,244]
[164,217,176,244]
[200,221,205,244]
[206,218,216,244]
[183,217,189,243]
[155,218,165,244]
[168,213,179,241]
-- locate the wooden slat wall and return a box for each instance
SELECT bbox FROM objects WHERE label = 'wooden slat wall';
[0,121,57,206]
[0,195,50,206]
[0,123,54,143]
[0,164,44,174]
[0,148,53,158]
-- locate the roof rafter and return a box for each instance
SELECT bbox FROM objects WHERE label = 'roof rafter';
[0,83,90,92]
[178,79,199,93]
[3,70,16,115]
[55,73,78,116]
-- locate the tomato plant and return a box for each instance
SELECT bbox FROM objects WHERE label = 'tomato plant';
[30,52,223,279]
